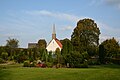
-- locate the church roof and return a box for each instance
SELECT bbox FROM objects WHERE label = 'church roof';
[55,38,62,49]
[46,38,62,50]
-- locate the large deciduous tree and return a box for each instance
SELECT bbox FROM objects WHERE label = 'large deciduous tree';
[6,38,19,48]
[71,18,100,55]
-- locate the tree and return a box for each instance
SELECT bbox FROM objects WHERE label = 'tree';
[6,38,19,48]
[48,51,53,63]
[100,37,119,58]
[66,51,83,68]
[38,39,47,49]
[41,49,48,62]
[61,38,73,55]
[99,44,105,64]
[55,48,61,64]
[61,38,73,64]
[28,48,34,62]
[71,19,100,54]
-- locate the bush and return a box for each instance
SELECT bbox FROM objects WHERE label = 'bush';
[88,59,100,65]
[23,61,30,67]
[0,58,4,63]
[56,63,62,68]
[80,63,88,68]
[46,62,53,68]
[30,61,36,67]
[111,58,120,65]
[1,52,8,60]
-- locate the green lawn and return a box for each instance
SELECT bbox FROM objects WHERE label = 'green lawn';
[0,64,120,80]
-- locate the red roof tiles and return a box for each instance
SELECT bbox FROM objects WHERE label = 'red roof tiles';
[55,38,62,49]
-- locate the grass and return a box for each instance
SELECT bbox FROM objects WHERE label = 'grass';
[0,64,120,80]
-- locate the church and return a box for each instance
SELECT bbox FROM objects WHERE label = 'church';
[46,24,62,53]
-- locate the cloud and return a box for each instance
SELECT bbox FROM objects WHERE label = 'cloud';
[89,0,120,9]
[97,21,120,43]
[105,0,120,9]
[25,10,79,22]
[7,12,37,28]
[61,26,73,31]
[105,0,120,5]
[89,0,103,6]
[0,33,20,37]
[97,21,120,35]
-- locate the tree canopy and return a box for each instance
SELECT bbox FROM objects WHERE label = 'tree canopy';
[38,39,47,49]
[6,38,19,48]
[71,18,100,54]
[100,37,119,58]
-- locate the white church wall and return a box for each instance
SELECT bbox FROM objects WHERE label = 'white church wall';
[46,39,61,52]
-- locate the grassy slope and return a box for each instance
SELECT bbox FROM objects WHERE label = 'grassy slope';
[0,64,120,80]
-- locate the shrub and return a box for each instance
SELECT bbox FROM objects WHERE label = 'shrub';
[0,58,4,63]
[80,61,88,68]
[30,61,36,67]
[56,63,62,68]
[80,63,88,68]
[111,58,120,65]
[23,61,30,67]
[46,62,53,68]
[1,52,8,60]
[88,59,100,65]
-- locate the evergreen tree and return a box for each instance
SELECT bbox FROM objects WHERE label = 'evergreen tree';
[99,44,105,64]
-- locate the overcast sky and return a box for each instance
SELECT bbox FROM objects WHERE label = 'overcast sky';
[0,0,120,48]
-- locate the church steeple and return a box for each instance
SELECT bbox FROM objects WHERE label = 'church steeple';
[52,24,56,39]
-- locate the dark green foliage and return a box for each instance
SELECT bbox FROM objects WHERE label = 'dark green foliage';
[80,62,88,68]
[32,48,38,60]
[87,45,98,56]
[14,49,28,63]
[71,18,100,54]
[82,51,89,60]
[0,58,4,63]
[66,51,83,67]
[55,48,61,64]
[30,61,36,67]
[38,39,47,48]
[64,51,89,68]
[1,52,8,60]
[111,58,120,65]
[28,48,40,62]
[100,38,120,64]
[61,38,73,55]
[27,48,34,62]
[61,38,73,65]
[48,51,53,63]
[101,37,119,58]
[88,59,100,65]
[41,49,48,62]
[23,61,30,67]
[46,62,53,68]
[99,45,105,64]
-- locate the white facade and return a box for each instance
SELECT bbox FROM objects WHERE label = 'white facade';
[46,39,62,52]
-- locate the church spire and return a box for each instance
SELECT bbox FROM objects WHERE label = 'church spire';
[52,24,56,39]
